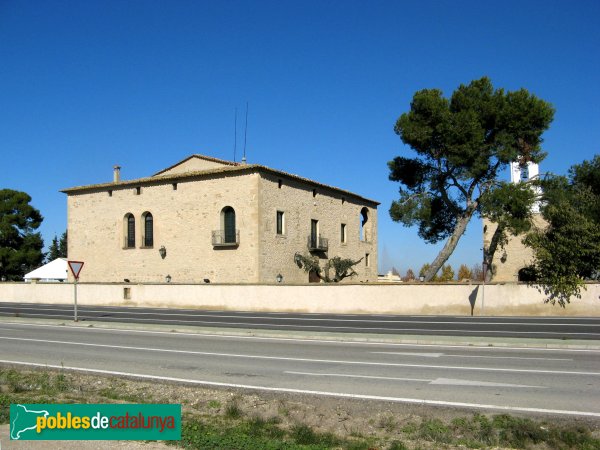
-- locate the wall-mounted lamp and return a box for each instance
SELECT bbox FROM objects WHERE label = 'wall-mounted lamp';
[159,246,167,259]
[165,274,171,283]
[276,273,283,284]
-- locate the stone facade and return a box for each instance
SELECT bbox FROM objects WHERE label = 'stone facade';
[483,160,545,282]
[483,215,545,282]
[62,155,378,284]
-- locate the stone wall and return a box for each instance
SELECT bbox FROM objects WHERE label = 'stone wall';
[2,282,598,316]
[257,172,378,284]
[67,172,261,284]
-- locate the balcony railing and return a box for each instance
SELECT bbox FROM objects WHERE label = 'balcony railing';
[212,229,240,247]
[307,235,328,252]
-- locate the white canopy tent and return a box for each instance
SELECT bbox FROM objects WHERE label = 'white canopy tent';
[24,258,68,282]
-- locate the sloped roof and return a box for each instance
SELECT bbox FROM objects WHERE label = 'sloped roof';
[153,154,240,176]
[24,258,68,281]
[61,155,379,206]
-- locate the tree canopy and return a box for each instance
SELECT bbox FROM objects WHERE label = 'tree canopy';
[0,189,45,281]
[389,77,554,281]
[457,264,472,281]
[438,264,455,282]
[525,156,600,306]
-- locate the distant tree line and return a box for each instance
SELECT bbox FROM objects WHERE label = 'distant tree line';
[390,263,484,282]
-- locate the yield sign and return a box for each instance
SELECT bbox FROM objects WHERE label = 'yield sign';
[68,261,84,280]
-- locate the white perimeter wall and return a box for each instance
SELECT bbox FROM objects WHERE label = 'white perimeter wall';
[1,282,599,316]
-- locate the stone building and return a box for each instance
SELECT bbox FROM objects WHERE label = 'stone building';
[62,155,378,284]
[483,161,543,282]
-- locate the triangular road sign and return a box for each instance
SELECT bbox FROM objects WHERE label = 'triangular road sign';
[68,261,84,280]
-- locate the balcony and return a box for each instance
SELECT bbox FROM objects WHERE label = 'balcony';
[212,229,240,247]
[307,235,328,252]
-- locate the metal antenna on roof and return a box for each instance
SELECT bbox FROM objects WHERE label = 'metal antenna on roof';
[242,102,248,164]
[233,107,238,163]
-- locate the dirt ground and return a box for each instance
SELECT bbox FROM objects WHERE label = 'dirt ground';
[2,368,599,449]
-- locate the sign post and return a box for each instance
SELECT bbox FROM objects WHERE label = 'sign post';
[67,261,84,322]
[482,261,487,316]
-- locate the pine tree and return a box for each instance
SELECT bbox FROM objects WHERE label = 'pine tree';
[47,236,61,261]
[389,77,554,281]
[58,231,67,258]
[0,189,45,280]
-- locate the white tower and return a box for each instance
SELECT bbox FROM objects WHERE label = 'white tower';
[510,161,541,213]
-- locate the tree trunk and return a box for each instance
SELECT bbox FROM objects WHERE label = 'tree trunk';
[483,222,505,282]
[424,208,476,281]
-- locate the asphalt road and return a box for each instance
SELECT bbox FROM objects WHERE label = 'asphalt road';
[1,321,599,419]
[0,302,599,339]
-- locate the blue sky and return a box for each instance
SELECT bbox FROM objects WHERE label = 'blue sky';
[1,0,599,275]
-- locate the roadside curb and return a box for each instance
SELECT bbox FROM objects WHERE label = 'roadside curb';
[2,316,599,350]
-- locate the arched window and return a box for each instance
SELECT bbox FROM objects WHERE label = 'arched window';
[518,267,537,282]
[143,212,153,247]
[125,213,135,248]
[360,207,369,241]
[222,206,236,244]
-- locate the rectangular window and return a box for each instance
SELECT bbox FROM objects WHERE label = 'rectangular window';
[127,216,135,248]
[365,253,370,267]
[276,211,285,235]
[144,214,153,247]
[341,223,347,243]
[172,183,178,190]
[310,219,318,246]
[135,187,141,195]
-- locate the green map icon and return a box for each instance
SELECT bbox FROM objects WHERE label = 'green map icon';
[10,404,49,440]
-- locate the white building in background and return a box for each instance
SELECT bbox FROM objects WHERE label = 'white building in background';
[510,160,542,213]
[24,258,68,282]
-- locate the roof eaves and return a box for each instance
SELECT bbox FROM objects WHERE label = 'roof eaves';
[61,165,252,194]
[254,165,380,206]
[61,163,380,205]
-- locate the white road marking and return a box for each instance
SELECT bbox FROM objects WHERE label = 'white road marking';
[1,321,600,353]
[372,352,572,361]
[0,359,595,418]
[445,354,573,361]
[0,305,597,327]
[372,352,445,358]
[2,313,599,336]
[1,336,599,376]
[285,371,546,389]
[4,304,600,321]
[430,378,546,388]
[284,371,431,382]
